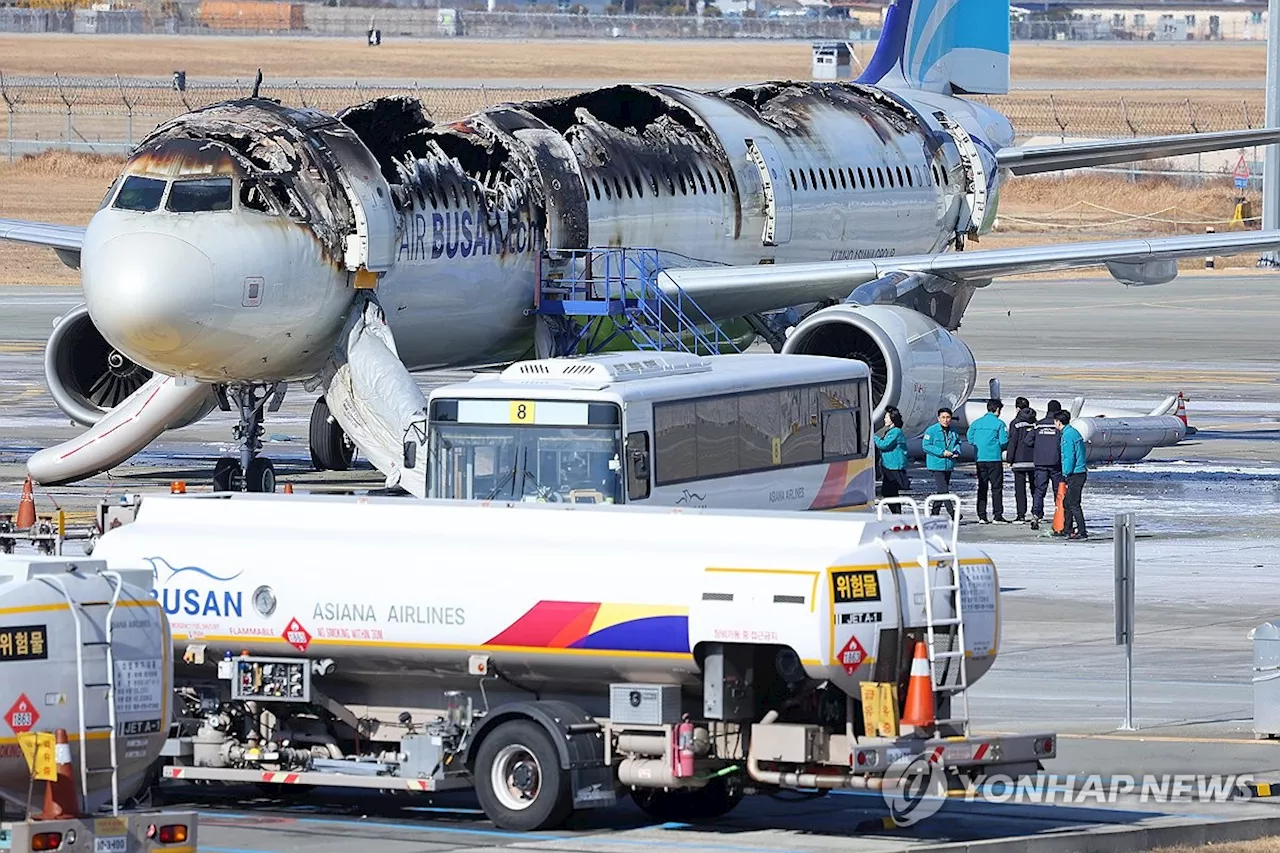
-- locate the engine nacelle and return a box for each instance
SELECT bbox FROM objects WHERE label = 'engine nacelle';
[780,304,976,435]
[45,304,214,429]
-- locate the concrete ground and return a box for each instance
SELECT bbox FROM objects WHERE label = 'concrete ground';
[3,274,1280,851]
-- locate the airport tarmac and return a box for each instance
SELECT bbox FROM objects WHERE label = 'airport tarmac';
[2,275,1280,851]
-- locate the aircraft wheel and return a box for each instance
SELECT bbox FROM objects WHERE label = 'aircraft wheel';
[474,720,572,831]
[245,458,276,493]
[212,458,240,492]
[309,397,354,472]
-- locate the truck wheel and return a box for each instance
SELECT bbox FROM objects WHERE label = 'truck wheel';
[632,777,743,822]
[474,720,572,831]
[309,397,354,472]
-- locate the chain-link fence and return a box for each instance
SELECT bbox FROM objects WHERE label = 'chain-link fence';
[0,74,1268,160]
[0,7,880,39]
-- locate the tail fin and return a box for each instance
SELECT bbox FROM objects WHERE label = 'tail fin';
[857,0,1010,95]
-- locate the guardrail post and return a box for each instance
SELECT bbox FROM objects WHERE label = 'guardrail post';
[1114,512,1137,731]
[115,74,135,151]
[1,71,14,163]
[54,73,74,150]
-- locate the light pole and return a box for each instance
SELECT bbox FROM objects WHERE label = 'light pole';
[1260,0,1280,266]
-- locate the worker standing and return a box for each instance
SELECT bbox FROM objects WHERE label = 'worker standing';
[874,408,909,512]
[966,399,1009,524]
[1029,399,1064,531]
[1007,403,1037,523]
[921,406,962,517]
[1055,410,1089,540]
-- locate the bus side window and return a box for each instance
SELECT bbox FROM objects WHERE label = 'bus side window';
[626,431,651,500]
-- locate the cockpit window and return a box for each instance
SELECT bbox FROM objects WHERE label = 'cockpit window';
[98,179,120,211]
[112,176,166,212]
[239,180,277,215]
[166,177,233,213]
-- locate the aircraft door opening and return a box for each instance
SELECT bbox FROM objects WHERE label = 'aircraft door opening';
[746,138,792,246]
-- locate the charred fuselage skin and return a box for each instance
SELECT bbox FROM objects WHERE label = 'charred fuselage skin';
[78,83,1012,384]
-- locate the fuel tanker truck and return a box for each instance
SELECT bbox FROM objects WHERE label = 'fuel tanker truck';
[0,555,196,851]
[87,492,1057,831]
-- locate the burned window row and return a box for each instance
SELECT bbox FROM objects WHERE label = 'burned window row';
[584,162,730,204]
[787,161,945,194]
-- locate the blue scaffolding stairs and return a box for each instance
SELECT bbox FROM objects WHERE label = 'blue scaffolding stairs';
[531,248,742,358]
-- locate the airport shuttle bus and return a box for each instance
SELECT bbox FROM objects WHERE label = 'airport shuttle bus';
[417,352,875,512]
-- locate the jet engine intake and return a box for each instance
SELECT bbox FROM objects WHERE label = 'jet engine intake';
[780,304,976,435]
[45,304,213,429]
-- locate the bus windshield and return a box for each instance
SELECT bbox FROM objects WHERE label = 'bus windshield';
[429,423,623,504]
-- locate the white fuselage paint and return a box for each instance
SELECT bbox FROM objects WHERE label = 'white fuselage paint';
[82,86,1013,385]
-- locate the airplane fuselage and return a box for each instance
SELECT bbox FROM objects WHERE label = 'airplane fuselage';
[81,82,1012,384]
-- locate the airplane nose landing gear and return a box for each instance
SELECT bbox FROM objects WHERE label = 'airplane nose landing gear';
[213,383,286,492]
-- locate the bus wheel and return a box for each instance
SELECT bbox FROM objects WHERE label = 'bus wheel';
[632,777,743,822]
[474,720,572,831]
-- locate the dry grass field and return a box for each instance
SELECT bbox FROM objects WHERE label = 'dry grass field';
[0,34,1267,83]
[1153,840,1280,853]
[0,152,1263,287]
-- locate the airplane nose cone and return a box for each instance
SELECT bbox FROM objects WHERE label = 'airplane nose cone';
[83,233,215,368]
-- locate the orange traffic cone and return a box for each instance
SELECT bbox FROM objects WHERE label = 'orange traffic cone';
[1052,481,1067,535]
[35,729,79,820]
[1174,392,1188,427]
[282,483,293,494]
[900,641,936,731]
[15,476,35,531]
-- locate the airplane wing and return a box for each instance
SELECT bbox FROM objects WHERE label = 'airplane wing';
[0,218,86,269]
[996,128,1280,175]
[661,230,1280,318]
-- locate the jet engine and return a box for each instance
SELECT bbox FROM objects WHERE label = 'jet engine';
[45,304,215,429]
[780,304,976,435]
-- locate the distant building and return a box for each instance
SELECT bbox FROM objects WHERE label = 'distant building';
[1014,0,1268,40]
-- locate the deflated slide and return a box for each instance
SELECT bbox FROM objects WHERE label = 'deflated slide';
[27,374,216,486]
[317,293,429,498]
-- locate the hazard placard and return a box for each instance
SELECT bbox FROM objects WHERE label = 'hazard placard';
[838,635,867,675]
[282,618,311,652]
[18,732,56,781]
[4,693,39,734]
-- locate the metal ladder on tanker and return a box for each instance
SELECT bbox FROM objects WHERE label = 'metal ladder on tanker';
[44,570,124,816]
[874,495,970,737]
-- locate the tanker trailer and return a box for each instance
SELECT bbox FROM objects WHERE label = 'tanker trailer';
[0,556,196,852]
[89,492,1056,831]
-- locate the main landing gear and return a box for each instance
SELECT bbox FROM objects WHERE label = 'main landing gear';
[309,396,355,472]
[212,383,286,493]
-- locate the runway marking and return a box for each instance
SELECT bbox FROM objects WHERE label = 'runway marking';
[207,812,568,840]
[981,731,1269,746]
[966,292,1279,318]
[1057,733,1271,745]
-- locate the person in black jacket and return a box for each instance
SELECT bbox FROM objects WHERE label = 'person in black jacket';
[1028,399,1065,531]
[1007,401,1037,523]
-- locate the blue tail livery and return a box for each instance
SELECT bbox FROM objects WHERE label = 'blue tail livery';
[858,0,1010,95]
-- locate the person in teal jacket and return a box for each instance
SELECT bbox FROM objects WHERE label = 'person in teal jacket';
[966,399,1010,524]
[874,408,909,512]
[1055,410,1089,539]
[921,407,962,516]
